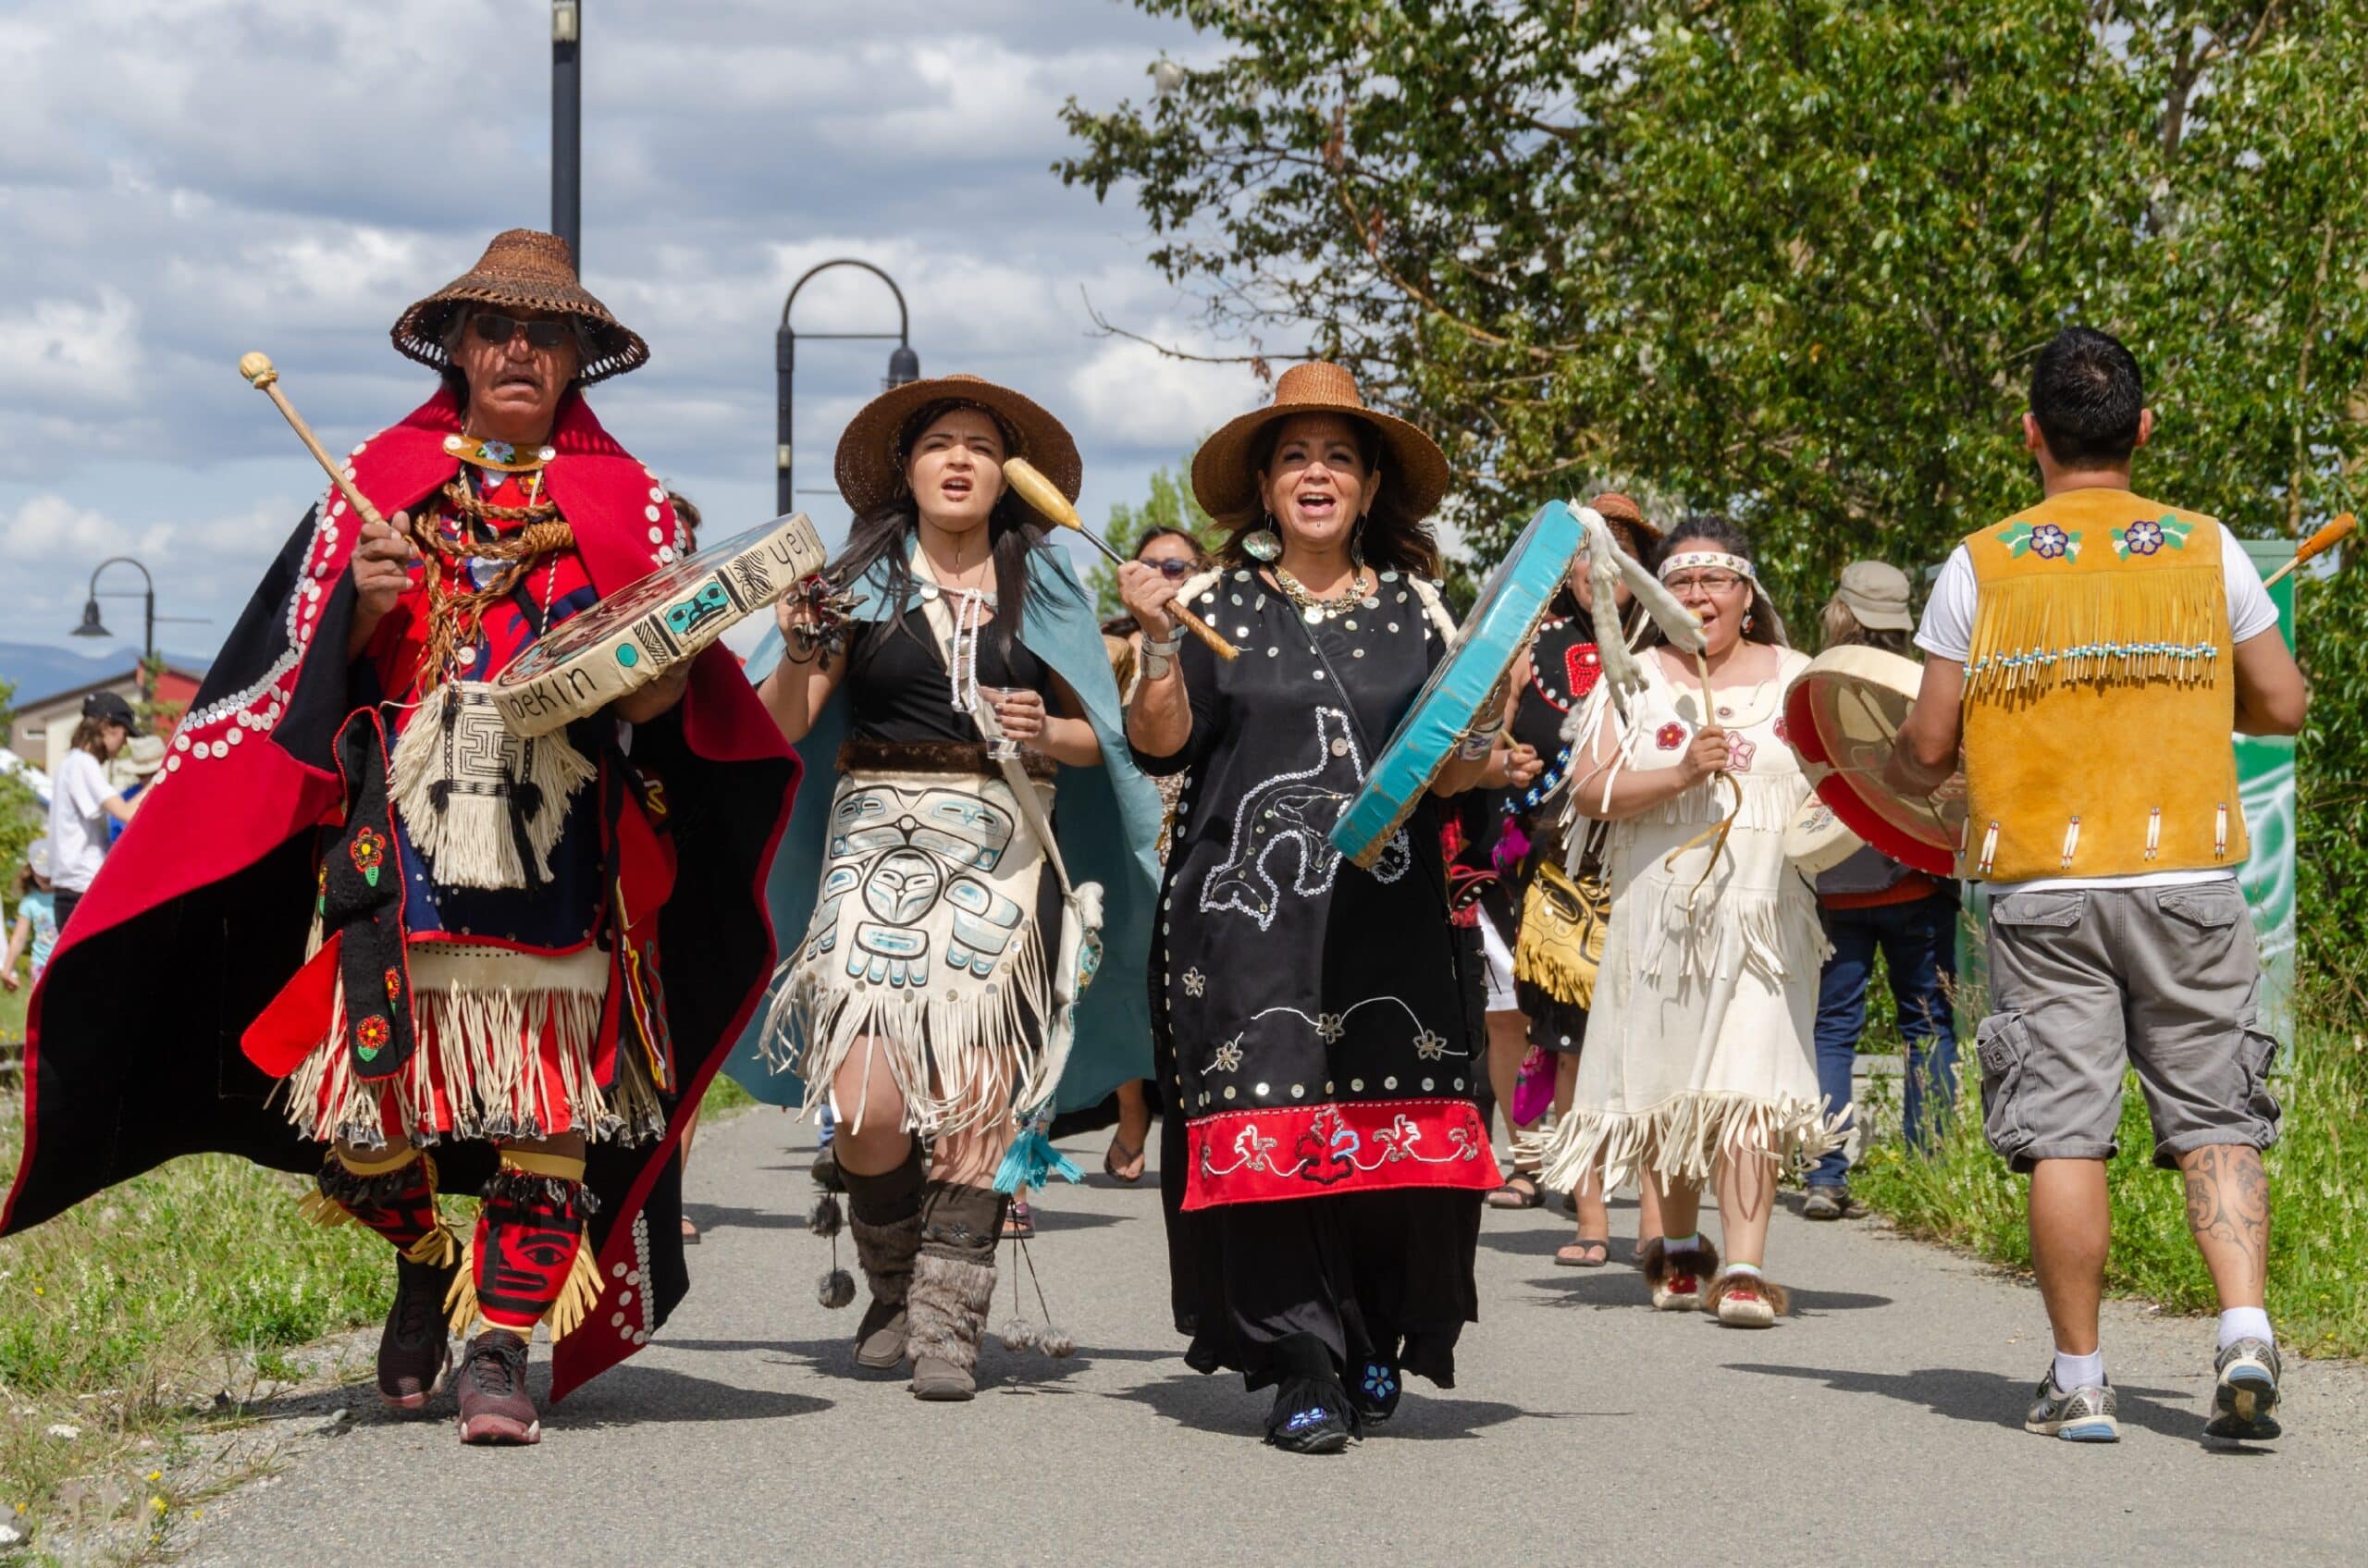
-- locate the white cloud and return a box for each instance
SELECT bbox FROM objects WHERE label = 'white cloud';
[0,291,145,406]
[1067,337,1258,451]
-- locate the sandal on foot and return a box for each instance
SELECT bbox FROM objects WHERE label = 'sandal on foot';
[1485,1175,1544,1210]
[1104,1134,1145,1185]
[1555,1237,1611,1268]
[1002,1200,1036,1241]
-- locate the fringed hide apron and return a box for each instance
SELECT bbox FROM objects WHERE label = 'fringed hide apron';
[1528,650,1843,1192]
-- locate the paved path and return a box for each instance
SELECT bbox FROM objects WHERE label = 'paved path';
[192,1109,2368,1567]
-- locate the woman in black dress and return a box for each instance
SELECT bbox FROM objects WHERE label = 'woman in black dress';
[1118,364,1524,1452]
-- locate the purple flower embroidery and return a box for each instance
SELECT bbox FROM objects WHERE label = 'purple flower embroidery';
[2124,519,2164,555]
[2031,524,2070,560]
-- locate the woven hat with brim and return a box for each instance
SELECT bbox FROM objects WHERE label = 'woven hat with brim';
[1190,361,1449,524]
[835,375,1082,529]
[1586,491,1663,552]
[390,228,648,386]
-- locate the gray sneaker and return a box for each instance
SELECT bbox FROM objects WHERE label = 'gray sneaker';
[2205,1338,2282,1441]
[2025,1370,2119,1442]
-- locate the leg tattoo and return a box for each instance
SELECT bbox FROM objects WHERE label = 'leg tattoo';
[2180,1145,2270,1293]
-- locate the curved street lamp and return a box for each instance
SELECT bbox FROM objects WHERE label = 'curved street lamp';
[778,259,919,515]
[70,556,206,697]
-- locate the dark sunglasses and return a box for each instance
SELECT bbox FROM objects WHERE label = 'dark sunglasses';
[470,313,572,350]
[1143,558,1195,578]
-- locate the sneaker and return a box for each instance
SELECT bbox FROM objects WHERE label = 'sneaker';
[376,1253,457,1412]
[2205,1338,2283,1441]
[1350,1360,1402,1427]
[1802,1185,1868,1220]
[2024,1370,2119,1442]
[454,1330,541,1446]
[1264,1376,1353,1455]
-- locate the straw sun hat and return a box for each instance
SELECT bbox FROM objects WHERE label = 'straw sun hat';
[390,228,649,386]
[1189,361,1449,525]
[833,374,1082,530]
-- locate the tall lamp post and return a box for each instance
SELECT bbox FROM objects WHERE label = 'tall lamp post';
[69,557,206,698]
[778,260,919,515]
[551,1,582,262]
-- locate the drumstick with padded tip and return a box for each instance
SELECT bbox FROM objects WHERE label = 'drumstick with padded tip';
[2262,512,2355,587]
[239,352,390,531]
[1003,456,1240,661]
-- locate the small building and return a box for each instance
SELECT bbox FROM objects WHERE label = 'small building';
[8,664,207,778]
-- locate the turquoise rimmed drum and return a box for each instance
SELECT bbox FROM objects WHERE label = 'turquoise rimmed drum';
[1331,500,1585,870]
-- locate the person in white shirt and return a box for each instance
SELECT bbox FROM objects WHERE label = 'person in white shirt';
[46,688,142,932]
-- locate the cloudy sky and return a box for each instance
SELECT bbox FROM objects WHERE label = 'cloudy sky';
[0,0,1256,666]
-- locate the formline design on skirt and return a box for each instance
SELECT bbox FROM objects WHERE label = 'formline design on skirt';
[1188,1098,1497,1208]
[1199,706,1410,930]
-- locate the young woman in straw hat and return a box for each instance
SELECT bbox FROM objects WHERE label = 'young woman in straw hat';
[745,376,1163,1402]
[1119,362,1518,1452]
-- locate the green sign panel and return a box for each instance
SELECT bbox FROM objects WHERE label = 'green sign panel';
[2235,538,2296,1040]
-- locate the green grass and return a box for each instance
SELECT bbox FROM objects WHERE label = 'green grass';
[1852,1027,2368,1359]
[0,1065,757,1561]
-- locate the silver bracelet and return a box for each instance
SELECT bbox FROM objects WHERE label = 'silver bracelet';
[1140,628,1186,657]
[1141,648,1177,682]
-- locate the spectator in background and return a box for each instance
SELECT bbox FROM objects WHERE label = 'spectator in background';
[47,690,142,932]
[2,839,59,995]
[107,735,166,843]
[1804,562,1960,1221]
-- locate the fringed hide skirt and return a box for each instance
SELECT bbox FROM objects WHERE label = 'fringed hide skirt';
[286,943,661,1150]
[763,759,1064,1137]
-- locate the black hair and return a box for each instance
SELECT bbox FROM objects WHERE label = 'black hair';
[830,400,1044,662]
[1132,525,1206,565]
[1645,514,1783,648]
[2029,326,2145,467]
[1215,416,1444,578]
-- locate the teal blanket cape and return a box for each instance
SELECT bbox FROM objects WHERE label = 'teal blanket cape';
[722,544,1164,1114]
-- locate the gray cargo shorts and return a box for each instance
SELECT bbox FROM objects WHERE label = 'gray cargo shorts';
[1976,880,2280,1173]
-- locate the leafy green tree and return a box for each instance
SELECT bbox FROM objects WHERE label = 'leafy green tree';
[1084,463,1228,618]
[0,677,41,934]
[1059,0,2368,615]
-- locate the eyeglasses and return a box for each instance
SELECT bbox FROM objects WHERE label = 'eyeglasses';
[470,313,572,351]
[1663,572,1749,596]
[1141,558,1195,579]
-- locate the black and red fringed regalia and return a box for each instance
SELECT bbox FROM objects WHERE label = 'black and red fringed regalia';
[0,384,797,1401]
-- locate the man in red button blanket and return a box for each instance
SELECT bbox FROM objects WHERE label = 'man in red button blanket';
[0,230,798,1446]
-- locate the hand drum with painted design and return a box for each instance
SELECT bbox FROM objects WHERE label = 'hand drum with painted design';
[492,512,828,737]
[1779,645,1959,877]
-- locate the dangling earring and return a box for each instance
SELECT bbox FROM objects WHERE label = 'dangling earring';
[1241,512,1283,563]
[1743,611,1756,634]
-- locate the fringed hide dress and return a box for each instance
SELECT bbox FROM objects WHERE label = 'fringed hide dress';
[1532,649,1837,1193]
[763,590,1068,1136]
[1142,567,1498,1393]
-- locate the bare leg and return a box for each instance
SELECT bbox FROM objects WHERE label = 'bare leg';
[1638,1175,1663,1242]
[1711,1146,1776,1268]
[1656,1175,1701,1240]
[831,1038,915,1178]
[2029,1158,2110,1355]
[2177,1144,2270,1310]
[1106,1079,1152,1180]
[1486,1009,1536,1191]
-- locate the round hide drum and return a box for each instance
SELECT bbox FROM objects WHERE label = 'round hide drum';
[493,512,827,737]
[1783,795,1867,875]
[1778,645,1958,877]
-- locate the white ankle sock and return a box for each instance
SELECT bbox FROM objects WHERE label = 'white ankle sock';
[1723,1261,1763,1278]
[2217,1306,2273,1351]
[2053,1348,2106,1391]
[1661,1233,1701,1253]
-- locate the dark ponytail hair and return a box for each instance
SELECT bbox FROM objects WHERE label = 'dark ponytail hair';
[1644,513,1786,648]
[828,400,1045,661]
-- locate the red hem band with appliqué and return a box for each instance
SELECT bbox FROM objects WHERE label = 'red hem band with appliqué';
[1182,1097,1502,1210]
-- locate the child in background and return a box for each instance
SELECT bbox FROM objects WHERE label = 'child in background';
[2,840,60,994]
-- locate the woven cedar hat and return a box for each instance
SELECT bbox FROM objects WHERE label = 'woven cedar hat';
[1586,490,1663,550]
[1190,361,1449,523]
[835,374,1081,528]
[390,228,648,385]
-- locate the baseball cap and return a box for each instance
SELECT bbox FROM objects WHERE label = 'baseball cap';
[26,838,52,881]
[1835,561,1913,632]
[82,689,137,727]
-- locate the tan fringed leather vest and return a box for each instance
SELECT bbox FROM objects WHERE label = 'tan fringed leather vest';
[1957,488,2246,883]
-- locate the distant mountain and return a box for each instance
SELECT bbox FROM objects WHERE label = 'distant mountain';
[0,641,213,706]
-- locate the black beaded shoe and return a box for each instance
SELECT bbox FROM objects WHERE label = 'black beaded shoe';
[1349,1360,1402,1427]
[1264,1375,1354,1455]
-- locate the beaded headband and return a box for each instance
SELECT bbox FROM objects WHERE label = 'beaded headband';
[1658,549,1756,582]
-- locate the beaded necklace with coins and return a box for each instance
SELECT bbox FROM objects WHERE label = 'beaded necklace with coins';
[1272,547,1375,624]
[410,435,576,696]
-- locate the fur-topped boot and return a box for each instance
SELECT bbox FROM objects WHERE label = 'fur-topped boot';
[906,1181,1004,1401]
[1637,1234,1720,1312]
[841,1140,926,1371]
[1705,1267,1790,1327]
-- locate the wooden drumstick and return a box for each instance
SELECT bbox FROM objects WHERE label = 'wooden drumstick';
[2262,512,2355,587]
[1002,457,1240,661]
[239,352,389,530]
